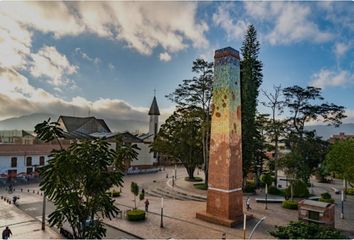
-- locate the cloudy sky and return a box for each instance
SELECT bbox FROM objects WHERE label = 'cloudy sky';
[0,1,353,126]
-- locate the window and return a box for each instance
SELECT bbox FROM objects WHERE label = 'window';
[26,167,33,175]
[11,157,17,168]
[26,157,32,166]
[39,156,45,166]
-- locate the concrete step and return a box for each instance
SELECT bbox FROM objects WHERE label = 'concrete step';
[157,187,205,202]
[148,189,185,200]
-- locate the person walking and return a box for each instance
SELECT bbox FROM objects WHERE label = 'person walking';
[144,199,150,212]
[246,197,251,211]
[2,226,12,239]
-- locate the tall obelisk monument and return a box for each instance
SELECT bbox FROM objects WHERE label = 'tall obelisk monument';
[196,47,243,227]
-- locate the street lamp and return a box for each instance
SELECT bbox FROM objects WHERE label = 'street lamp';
[265,184,268,210]
[160,197,164,228]
[34,164,46,231]
[341,190,344,219]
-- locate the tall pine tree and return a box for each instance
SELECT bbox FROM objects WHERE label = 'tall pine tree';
[240,25,263,180]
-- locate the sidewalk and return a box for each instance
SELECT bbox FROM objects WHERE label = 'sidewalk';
[0,199,60,239]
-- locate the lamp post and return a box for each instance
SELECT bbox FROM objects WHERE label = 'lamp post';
[265,183,268,210]
[174,164,177,180]
[243,213,246,239]
[341,190,344,219]
[160,197,164,228]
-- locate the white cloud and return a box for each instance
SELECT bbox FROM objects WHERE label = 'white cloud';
[75,48,101,65]
[30,46,78,86]
[333,42,351,58]
[213,3,248,41]
[244,2,333,45]
[0,67,172,125]
[159,52,172,62]
[310,68,354,89]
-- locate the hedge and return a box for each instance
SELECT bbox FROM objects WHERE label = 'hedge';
[319,197,335,203]
[268,186,284,196]
[282,200,298,210]
[321,192,332,199]
[345,188,354,195]
[193,183,208,190]
[270,221,346,239]
[185,177,203,182]
[127,209,146,221]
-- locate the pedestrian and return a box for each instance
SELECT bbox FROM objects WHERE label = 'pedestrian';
[141,188,145,195]
[144,199,149,212]
[2,226,12,239]
[246,197,251,211]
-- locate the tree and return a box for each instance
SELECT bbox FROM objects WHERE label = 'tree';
[240,25,263,180]
[281,85,345,183]
[166,58,213,184]
[152,107,203,179]
[262,85,285,186]
[281,132,329,184]
[130,182,139,209]
[325,139,354,185]
[283,85,346,139]
[35,119,138,239]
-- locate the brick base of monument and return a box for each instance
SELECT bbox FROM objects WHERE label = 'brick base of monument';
[196,211,254,227]
[196,211,244,227]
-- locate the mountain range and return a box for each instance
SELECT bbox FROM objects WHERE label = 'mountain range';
[0,113,149,134]
[1,113,354,139]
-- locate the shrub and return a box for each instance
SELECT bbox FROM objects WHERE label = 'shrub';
[243,181,256,193]
[284,180,309,198]
[127,209,145,221]
[321,192,332,199]
[270,221,346,239]
[193,183,208,190]
[185,177,203,182]
[319,197,335,203]
[282,200,298,210]
[345,188,354,195]
[268,186,284,195]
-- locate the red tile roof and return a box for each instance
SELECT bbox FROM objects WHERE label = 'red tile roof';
[0,144,69,156]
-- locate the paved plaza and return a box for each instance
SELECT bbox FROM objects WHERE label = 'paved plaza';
[0,167,353,239]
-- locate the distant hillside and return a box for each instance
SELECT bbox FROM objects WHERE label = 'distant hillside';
[0,113,148,133]
[305,123,354,140]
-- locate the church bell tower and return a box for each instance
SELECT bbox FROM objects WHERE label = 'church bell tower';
[148,96,160,138]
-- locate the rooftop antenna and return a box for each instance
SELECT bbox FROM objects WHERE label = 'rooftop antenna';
[154,88,156,97]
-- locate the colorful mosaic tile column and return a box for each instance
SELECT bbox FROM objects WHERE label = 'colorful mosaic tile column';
[196,47,243,227]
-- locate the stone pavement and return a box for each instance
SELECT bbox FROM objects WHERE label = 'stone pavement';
[105,168,298,239]
[0,198,60,239]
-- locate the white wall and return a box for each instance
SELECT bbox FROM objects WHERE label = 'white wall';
[131,142,154,166]
[0,154,49,174]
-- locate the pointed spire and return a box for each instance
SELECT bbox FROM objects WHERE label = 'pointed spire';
[148,96,160,115]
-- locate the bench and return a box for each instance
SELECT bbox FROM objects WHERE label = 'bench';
[308,196,320,201]
[255,197,284,203]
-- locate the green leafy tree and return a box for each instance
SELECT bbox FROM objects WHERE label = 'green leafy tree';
[282,85,345,183]
[240,25,263,180]
[152,107,203,179]
[130,182,139,209]
[166,58,213,184]
[35,119,137,239]
[325,139,354,186]
[283,85,345,138]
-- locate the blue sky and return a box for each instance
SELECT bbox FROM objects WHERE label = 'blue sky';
[0,1,353,128]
